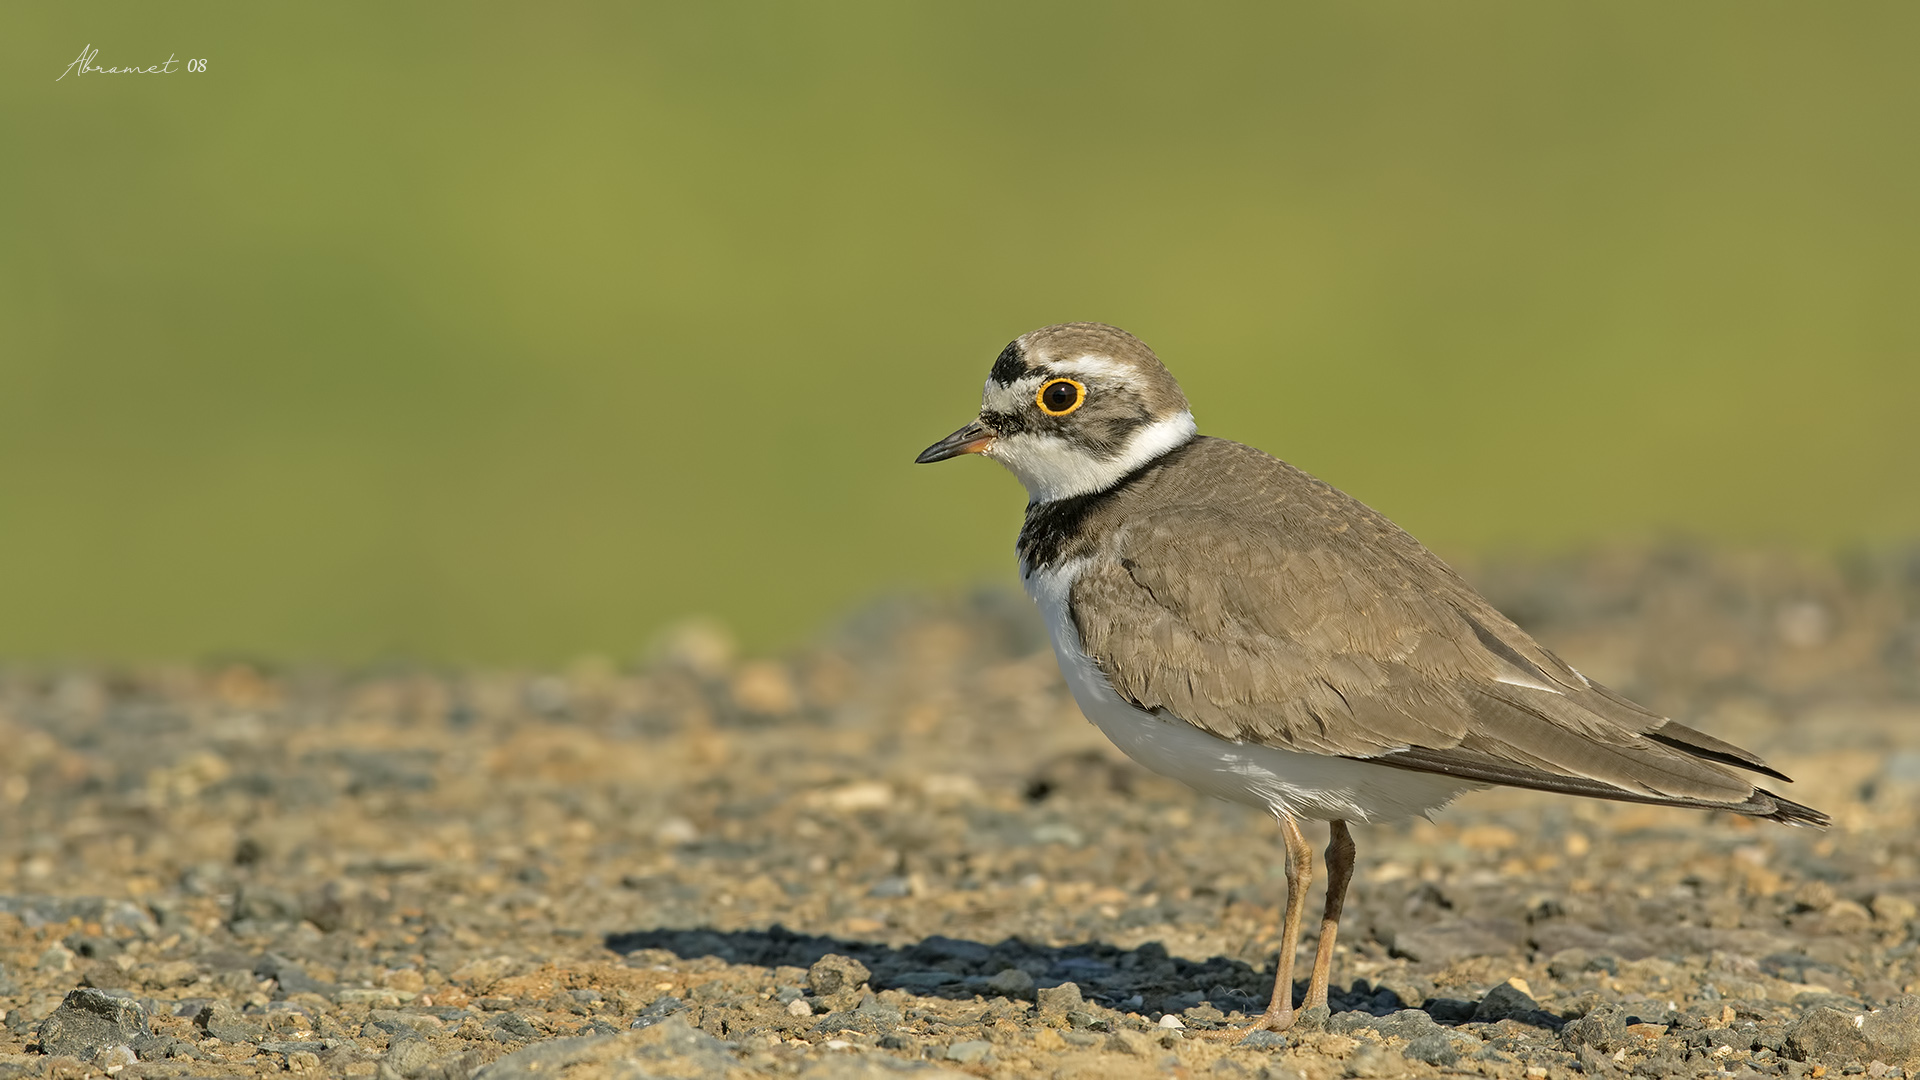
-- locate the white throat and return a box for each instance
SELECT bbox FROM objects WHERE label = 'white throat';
[986,410,1197,503]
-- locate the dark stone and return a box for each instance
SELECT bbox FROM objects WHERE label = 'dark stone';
[1573,1043,1618,1076]
[810,992,904,1039]
[908,935,991,966]
[1237,1030,1288,1050]
[1037,981,1083,1019]
[629,995,686,1030]
[1695,1026,1746,1051]
[1064,1009,1106,1031]
[1358,1009,1443,1042]
[195,1001,263,1043]
[35,988,151,1059]
[367,1012,440,1039]
[1160,989,1205,1013]
[490,1012,542,1041]
[131,1033,192,1060]
[1405,1030,1460,1066]
[888,969,962,992]
[1630,1047,1687,1077]
[1784,1007,1873,1065]
[1048,956,1116,983]
[1474,984,1540,1022]
[1426,998,1480,1025]
[1859,996,1920,1063]
[807,954,871,997]
[853,991,904,1027]
[984,967,1035,999]
[1563,1003,1632,1053]
[1472,983,1561,1028]
[1291,1005,1331,1033]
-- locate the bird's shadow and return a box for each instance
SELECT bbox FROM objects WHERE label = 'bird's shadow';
[604,924,1557,1031]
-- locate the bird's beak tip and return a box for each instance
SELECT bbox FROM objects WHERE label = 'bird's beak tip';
[916,419,994,464]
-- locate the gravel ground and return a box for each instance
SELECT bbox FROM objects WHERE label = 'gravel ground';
[3,546,1919,1080]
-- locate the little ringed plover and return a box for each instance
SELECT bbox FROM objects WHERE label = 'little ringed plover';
[915,322,1826,1035]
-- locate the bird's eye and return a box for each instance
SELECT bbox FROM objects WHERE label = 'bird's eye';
[1036,378,1085,416]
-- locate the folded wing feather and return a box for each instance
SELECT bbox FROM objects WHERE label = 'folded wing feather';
[1066,445,1801,814]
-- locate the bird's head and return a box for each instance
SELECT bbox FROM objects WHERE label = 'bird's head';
[916,323,1197,503]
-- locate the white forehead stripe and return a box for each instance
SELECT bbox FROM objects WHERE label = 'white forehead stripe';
[982,355,1132,411]
[1046,355,1133,380]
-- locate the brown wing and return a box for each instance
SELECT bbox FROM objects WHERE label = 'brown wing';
[1068,441,1823,823]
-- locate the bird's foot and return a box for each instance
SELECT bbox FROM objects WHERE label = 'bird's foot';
[1191,1002,1329,1043]
[1190,1005,1297,1042]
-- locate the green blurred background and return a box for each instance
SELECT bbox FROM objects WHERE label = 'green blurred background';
[4,4,1916,664]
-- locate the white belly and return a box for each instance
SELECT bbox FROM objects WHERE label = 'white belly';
[1024,558,1480,824]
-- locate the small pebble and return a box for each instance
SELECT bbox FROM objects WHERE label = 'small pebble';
[807,954,871,997]
[1037,982,1084,1018]
[1238,1030,1288,1050]
[986,967,1036,998]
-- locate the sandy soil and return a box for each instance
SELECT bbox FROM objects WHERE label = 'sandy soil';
[2,546,1918,1079]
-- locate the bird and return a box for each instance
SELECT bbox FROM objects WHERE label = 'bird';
[914,322,1827,1035]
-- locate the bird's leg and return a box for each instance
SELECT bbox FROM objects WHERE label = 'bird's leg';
[1303,820,1355,1011]
[1192,814,1314,1040]
[1258,814,1315,1028]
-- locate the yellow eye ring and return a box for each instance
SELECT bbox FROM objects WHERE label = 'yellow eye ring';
[1036,378,1086,416]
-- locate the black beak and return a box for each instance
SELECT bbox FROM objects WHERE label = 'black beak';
[915,419,995,463]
